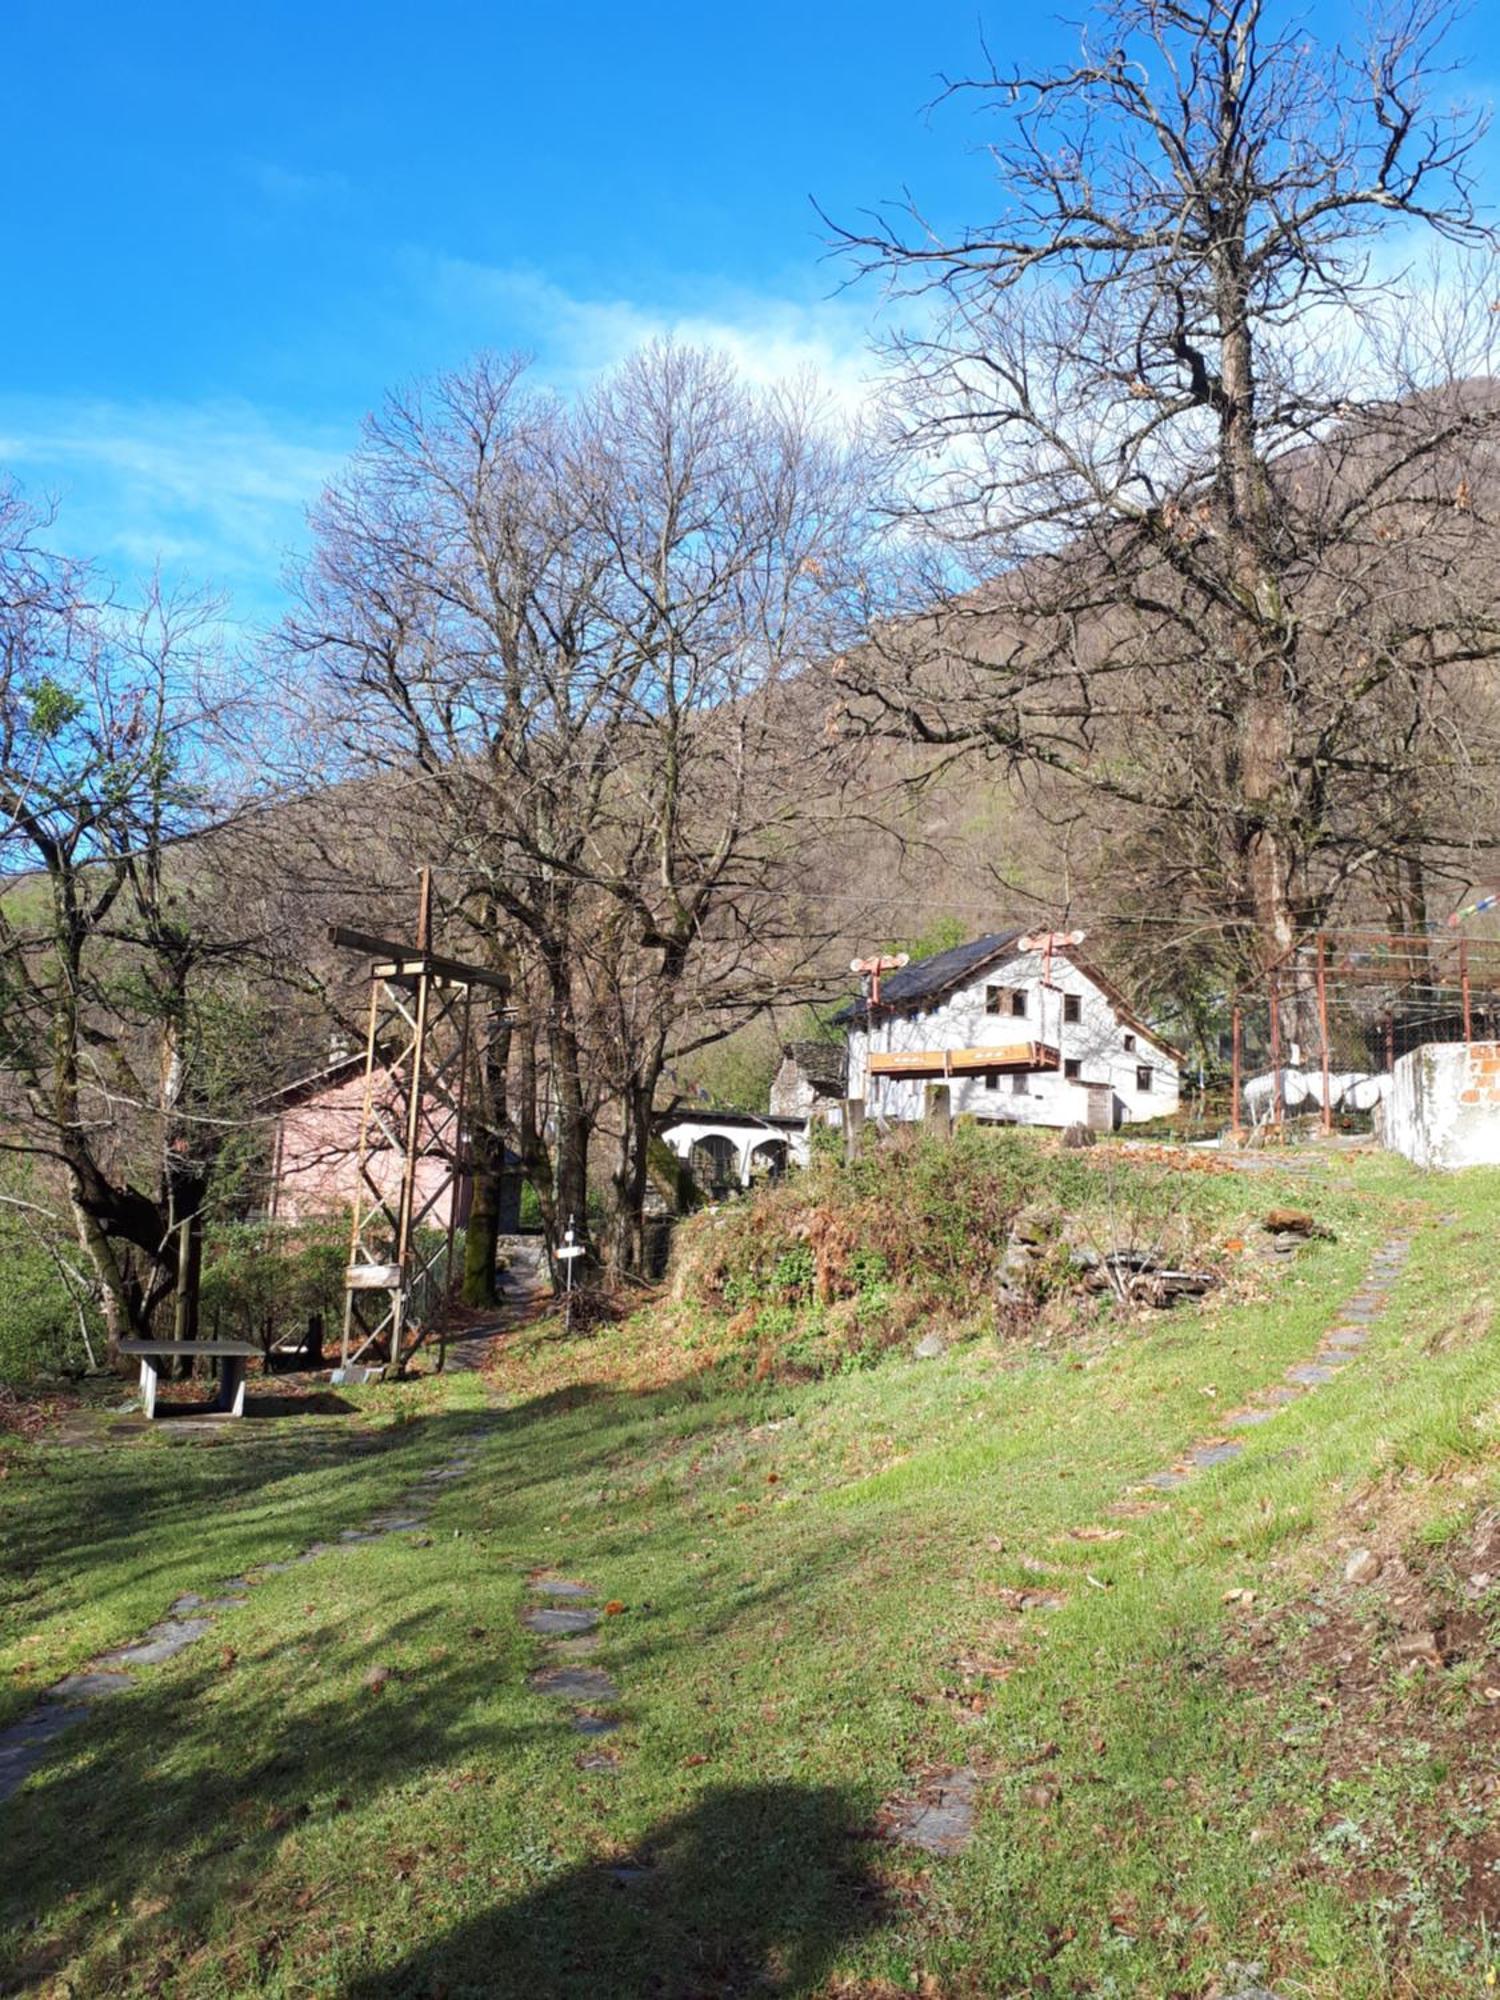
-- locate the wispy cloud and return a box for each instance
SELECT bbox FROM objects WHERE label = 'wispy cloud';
[0,265,889,626]
[243,158,351,206]
[413,255,884,412]
[0,395,342,618]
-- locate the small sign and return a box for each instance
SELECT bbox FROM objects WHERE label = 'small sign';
[556,1245,586,1261]
[346,1263,403,1290]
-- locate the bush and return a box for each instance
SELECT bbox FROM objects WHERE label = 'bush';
[667,1124,1231,1381]
[0,1238,99,1383]
[199,1219,348,1353]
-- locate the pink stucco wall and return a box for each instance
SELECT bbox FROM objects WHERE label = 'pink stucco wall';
[271,1070,465,1231]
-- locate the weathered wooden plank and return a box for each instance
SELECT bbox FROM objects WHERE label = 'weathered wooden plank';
[346,1263,403,1290]
[119,1339,260,1358]
[329,926,511,994]
[867,1043,1058,1078]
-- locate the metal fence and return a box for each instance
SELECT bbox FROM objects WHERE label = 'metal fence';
[1228,929,1500,1138]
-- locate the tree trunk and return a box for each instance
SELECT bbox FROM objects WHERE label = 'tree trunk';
[545,953,592,1286]
[461,999,513,1308]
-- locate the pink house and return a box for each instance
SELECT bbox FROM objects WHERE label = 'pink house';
[265,1055,470,1233]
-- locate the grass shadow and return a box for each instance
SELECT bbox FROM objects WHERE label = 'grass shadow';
[342,1781,882,2000]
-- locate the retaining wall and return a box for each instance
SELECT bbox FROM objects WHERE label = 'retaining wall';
[1383,1039,1500,1170]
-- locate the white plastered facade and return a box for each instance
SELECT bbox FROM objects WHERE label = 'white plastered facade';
[846,947,1180,1130]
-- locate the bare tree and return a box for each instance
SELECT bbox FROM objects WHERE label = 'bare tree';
[288,343,875,1279]
[835,0,1500,1016]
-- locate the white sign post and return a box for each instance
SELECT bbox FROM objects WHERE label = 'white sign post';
[557,1219,584,1334]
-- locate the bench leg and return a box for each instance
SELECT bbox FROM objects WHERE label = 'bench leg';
[139,1357,158,1421]
[215,1355,247,1417]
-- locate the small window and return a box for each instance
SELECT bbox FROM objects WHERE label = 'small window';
[984,1070,999,1091]
[1010,989,1028,1018]
[985,984,1004,1016]
[1064,1058,1081,1080]
[1136,1064,1153,1093]
[1123,1032,1136,1053]
[1011,1072,1027,1095]
[1063,993,1081,1024]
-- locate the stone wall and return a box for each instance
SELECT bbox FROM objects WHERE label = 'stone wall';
[1383,1040,1500,1170]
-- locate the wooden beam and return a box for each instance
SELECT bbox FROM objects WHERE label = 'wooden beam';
[329,925,510,993]
[867,1043,1058,1078]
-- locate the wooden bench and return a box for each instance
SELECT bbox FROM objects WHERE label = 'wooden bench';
[118,1340,260,1419]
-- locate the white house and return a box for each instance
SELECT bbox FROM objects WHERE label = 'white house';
[654,1109,811,1196]
[840,931,1181,1131]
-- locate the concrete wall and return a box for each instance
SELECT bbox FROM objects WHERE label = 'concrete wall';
[1383,1040,1500,1170]
[846,949,1179,1129]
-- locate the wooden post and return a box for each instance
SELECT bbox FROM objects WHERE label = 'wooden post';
[1316,934,1332,1134]
[843,1098,864,1165]
[342,977,384,1372]
[1230,1006,1242,1142]
[923,1082,952,1140]
[436,987,472,1376]
[392,963,432,1374]
[1461,938,1472,1045]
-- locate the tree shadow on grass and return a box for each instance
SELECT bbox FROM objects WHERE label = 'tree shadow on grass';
[343,1781,883,2000]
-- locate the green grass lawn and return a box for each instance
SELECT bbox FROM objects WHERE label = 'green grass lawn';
[3,1144,1499,1996]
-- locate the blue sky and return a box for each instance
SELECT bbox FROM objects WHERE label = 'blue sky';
[2,0,1496,625]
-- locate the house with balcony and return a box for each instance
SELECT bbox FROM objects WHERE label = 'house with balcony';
[840,930,1181,1132]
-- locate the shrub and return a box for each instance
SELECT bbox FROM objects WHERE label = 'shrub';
[199,1219,349,1353]
[667,1124,1230,1381]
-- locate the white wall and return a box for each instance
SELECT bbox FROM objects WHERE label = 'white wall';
[847,950,1179,1129]
[1384,1041,1500,1170]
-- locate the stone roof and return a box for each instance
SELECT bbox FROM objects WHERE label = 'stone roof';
[781,1039,848,1092]
[834,931,1027,1025]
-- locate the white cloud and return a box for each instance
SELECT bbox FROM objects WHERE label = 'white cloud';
[413,255,884,413]
[0,265,891,626]
[0,396,343,618]
[244,159,351,205]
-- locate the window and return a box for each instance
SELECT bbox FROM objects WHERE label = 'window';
[984,1070,999,1091]
[1011,1072,1028,1095]
[1123,1032,1136,1053]
[1136,1065,1153,1093]
[985,984,1004,1015]
[1063,993,1081,1024]
[1010,989,1028,1018]
[1064,1058,1081,1080]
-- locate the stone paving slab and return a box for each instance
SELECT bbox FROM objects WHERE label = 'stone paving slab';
[522,1607,600,1636]
[881,1768,981,1857]
[528,1665,620,1702]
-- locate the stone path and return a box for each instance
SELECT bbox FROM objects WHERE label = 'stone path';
[1133,1231,1410,1495]
[444,1242,551,1375]
[0,1421,500,1806]
[882,1228,1414,1864]
[523,1573,622,1769]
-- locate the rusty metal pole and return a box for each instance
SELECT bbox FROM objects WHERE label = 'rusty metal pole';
[1269,970,1283,1132]
[1231,1006,1242,1142]
[1316,934,1332,1135]
[1461,938,1472,1045]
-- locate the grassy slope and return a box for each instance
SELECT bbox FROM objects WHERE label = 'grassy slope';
[1,1146,1498,1996]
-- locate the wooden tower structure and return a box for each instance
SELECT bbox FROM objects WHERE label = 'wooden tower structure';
[331,875,509,1376]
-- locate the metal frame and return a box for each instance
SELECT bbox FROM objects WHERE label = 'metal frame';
[1228,927,1500,1142]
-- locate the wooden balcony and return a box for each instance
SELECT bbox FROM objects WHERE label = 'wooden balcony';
[866,1043,1060,1080]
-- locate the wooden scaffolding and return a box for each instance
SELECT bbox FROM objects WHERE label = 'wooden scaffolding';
[332,883,509,1376]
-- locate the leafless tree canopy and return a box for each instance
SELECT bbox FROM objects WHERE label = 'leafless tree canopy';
[285,341,879,1272]
[834,0,1500,1011]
